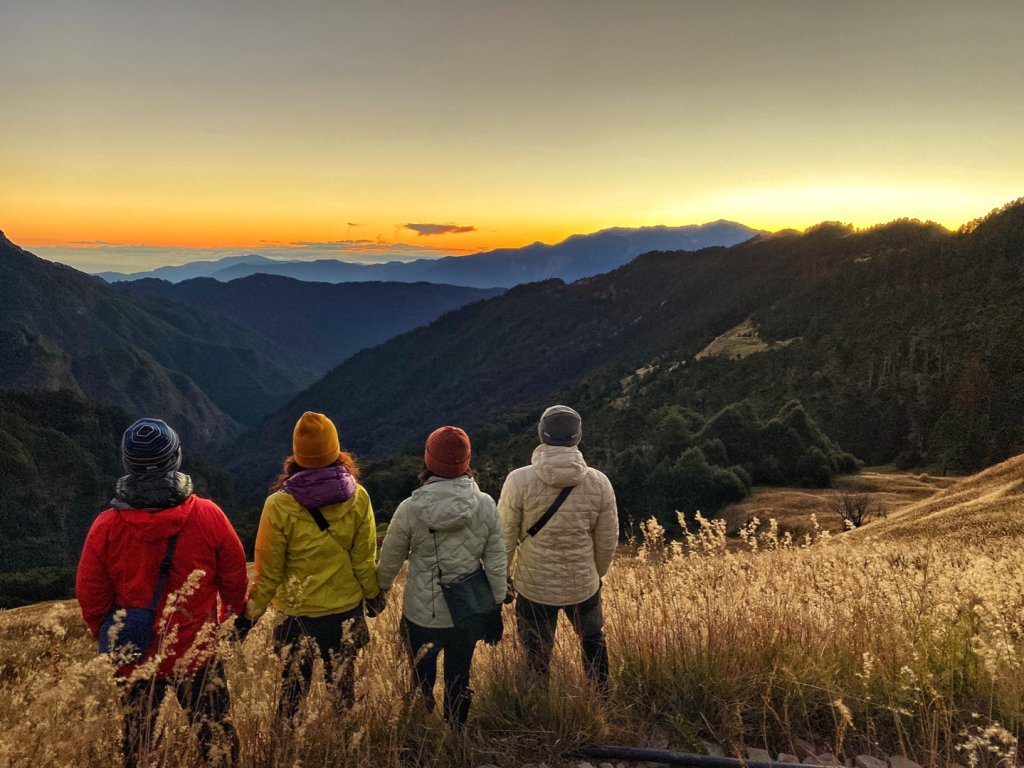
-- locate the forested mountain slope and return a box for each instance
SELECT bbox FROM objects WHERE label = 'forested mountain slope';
[232,202,1024,503]
[0,233,310,447]
[118,275,503,375]
[0,389,233,607]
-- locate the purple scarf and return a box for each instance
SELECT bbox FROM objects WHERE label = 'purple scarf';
[283,465,357,509]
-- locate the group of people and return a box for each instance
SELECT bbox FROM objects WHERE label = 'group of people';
[76,405,619,766]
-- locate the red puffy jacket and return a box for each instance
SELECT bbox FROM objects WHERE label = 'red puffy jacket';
[76,494,248,678]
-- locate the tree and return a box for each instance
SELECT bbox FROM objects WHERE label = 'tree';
[827,492,884,528]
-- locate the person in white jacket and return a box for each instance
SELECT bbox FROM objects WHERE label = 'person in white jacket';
[377,426,506,725]
[499,405,618,694]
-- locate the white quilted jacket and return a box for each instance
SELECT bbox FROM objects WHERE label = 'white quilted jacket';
[499,444,618,606]
[377,475,506,629]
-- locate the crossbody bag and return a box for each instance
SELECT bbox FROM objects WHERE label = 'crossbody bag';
[98,533,179,663]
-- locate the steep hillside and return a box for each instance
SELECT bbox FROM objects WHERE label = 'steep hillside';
[117,275,503,375]
[851,453,1024,543]
[100,221,761,288]
[0,389,236,607]
[232,201,1024,505]
[0,233,311,447]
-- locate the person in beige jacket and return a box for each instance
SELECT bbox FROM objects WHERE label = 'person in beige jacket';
[498,405,618,693]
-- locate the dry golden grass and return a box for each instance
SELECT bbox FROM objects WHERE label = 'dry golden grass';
[723,470,956,537]
[1,459,1021,767]
[695,318,796,361]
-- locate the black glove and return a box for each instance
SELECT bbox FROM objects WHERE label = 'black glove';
[365,592,387,618]
[503,584,515,605]
[233,613,254,640]
[482,605,504,646]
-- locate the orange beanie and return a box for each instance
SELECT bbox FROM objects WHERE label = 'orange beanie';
[293,411,341,469]
[424,426,471,478]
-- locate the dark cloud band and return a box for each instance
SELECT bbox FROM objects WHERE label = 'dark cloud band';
[404,223,477,236]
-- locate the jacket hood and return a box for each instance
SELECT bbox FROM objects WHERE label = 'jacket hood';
[284,465,357,510]
[410,476,481,532]
[111,494,196,544]
[531,444,588,487]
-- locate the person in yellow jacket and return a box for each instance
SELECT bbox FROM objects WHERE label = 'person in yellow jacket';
[244,411,385,716]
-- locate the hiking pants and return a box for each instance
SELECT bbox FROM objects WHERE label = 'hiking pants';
[275,606,369,718]
[122,660,238,768]
[515,584,609,693]
[402,614,485,725]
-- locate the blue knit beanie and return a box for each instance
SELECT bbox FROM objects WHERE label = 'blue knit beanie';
[121,418,182,475]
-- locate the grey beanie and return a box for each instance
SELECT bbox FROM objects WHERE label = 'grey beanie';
[538,405,582,447]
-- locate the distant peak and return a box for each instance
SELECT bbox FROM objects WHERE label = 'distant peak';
[0,229,21,250]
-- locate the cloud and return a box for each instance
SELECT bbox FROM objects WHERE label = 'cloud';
[404,223,477,236]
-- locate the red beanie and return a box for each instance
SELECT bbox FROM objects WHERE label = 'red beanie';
[424,426,471,478]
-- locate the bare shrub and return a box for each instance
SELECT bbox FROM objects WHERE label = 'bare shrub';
[828,491,885,528]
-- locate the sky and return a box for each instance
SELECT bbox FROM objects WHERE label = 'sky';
[2,0,1023,272]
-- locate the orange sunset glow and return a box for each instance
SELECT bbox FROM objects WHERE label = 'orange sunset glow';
[3,1,1022,272]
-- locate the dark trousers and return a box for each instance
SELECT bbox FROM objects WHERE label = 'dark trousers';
[515,585,609,693]
[122,661,237,768]
[402,615,485,725]
[275,606,369,718]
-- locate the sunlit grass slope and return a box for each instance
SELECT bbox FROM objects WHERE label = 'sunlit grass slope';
[1,459,1021,767]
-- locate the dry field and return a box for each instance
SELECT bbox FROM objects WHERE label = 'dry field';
[1,459,1021,767]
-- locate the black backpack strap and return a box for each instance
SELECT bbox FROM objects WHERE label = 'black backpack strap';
[306,506,331,532]
[526,486,574,538]
[147,533,180,612]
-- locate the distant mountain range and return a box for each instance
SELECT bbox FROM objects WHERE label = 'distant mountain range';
[96,221,762,288]
[117,275,503,376]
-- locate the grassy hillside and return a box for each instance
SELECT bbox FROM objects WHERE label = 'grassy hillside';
[2,458,1020,767]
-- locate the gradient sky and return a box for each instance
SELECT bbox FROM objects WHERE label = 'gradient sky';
[3,0,1023,272]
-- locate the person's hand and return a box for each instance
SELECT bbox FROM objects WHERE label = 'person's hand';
[482,605,504,646]
[233,613,254,640]
[503,584,516,605]
[365,591,388,618]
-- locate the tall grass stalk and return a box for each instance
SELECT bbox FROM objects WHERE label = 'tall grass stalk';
[0,515,1020,767]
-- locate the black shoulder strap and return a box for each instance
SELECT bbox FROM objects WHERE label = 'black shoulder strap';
[147,533,180,612]
[306,506,331,532]
[306,506,352,554]
[526,486,574,538]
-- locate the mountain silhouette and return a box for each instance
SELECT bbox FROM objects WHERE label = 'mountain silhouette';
[99,221,762,288]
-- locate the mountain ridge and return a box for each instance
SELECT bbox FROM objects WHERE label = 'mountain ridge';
[97,221,762,288]
[116,275,504,375]
[0,236,311,449]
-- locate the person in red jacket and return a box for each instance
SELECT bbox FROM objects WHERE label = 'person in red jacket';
[76,418,248,768]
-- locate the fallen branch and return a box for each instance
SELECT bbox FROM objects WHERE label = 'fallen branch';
[574,744,801,768]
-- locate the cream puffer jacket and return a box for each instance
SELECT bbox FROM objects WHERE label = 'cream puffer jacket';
[499,444,618,606]
[377,475,506,629]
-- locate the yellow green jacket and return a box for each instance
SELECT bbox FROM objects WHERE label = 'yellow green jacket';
[248,483,380,618]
